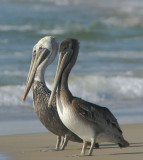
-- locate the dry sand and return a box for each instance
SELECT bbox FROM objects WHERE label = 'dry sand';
[0,124,143,160]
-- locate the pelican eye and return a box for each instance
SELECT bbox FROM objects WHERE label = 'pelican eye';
[63,47,67,51]
[32,50,36,57]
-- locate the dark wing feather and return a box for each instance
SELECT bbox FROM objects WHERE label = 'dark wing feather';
[72,97,122,134]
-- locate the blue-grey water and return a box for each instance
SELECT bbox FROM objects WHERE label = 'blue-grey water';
[0,0,143,135]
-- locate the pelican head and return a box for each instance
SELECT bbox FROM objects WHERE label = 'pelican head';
[23,36,59,101]
[48,38,79,107]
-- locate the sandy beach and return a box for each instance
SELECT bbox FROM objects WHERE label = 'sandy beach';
[1,0,143,160]
[0,124,143,160]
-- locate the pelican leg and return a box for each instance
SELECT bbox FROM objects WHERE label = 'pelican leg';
[81,141,88,156]
[55,136,61,150]
[60,137,65,146]
[60,134,69,150]
[88,138,95,156]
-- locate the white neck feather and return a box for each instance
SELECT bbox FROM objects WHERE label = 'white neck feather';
[34,58,47,83]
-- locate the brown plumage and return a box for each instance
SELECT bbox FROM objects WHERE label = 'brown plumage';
[49,38,129,156]
[23,36,83,150]
[33,81,82,144]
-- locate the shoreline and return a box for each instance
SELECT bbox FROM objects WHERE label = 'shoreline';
[1,106,143,136]
[0,119,47,136]
[0,124,143,160]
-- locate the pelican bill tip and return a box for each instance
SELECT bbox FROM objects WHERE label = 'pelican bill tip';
[22,95,26,102]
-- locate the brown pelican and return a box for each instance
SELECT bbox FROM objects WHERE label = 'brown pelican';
[22,36,84,150]
[48,38,129,156]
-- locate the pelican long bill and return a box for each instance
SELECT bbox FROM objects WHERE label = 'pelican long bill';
[48,50,73,108]
[23,49,50,101]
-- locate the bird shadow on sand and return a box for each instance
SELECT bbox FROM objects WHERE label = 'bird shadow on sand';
[41,142,143,151]
[40,142,143,157]
[99,142,143,149]
[101,142,143,156]
[70,142,143,157]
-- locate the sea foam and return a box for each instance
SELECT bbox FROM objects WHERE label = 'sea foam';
[0,85,33,111]
[70,75,143,101]
[0,75,143,110]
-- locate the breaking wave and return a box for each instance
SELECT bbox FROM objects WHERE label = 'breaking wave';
[0,75,143,110]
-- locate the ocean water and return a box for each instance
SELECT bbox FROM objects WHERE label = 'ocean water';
[0,0,143,135]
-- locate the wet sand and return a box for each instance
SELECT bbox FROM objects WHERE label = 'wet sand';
[0,124,143,160]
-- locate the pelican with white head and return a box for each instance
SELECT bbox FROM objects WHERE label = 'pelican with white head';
[23,36,83,151]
